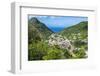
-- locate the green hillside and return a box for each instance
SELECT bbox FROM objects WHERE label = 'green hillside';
[28,17,53,44]
[59,21,88,58]
[60,21,88,40]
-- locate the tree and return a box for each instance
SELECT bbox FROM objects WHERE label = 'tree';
[43,47,65,60]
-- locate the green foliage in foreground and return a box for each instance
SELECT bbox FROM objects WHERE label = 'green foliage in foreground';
[28,40,87,61]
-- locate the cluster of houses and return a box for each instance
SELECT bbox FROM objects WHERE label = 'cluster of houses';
[47,34,74,52]
[45,33,88,58]
[47,33,87,49]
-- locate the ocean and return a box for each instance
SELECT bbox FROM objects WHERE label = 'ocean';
[49,27,65,33]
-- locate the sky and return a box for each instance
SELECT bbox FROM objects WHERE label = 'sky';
[29,15,88,32]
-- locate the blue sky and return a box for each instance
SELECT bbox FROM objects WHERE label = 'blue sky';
[29,15,88,32]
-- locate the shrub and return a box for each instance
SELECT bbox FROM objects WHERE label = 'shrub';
[74,47,86,58]
[43,48,65,60]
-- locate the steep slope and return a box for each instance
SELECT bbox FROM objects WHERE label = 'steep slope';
[59,21,88,40]
[28,17,53,43]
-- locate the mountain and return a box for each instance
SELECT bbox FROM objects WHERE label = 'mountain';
[28,19,88,60]
[28,17,53,43]
[59,21,88,40]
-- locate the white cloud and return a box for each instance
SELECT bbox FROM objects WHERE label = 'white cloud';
[36,16,48,18]
[29,15,49,19]
[50,16,56,19]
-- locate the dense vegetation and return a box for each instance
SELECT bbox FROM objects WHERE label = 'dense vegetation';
[28,17,88,61]
[28,17,53,44]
